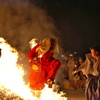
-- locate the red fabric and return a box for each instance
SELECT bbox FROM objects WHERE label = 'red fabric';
[28,44,40,62]
[28,44,61,90]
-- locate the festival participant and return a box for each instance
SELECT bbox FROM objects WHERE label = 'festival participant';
[28,37,61,91]
[0,48,1,57]
[73,44,100,100]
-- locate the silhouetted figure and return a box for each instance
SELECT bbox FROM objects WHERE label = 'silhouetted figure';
[0,48,1,57]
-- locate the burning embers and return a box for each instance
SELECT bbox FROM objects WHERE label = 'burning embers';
[0,37,67,100]
[0,85,23,100]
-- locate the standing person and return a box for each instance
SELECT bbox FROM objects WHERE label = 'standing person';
[0,48,1,57]
[73,45,100,100]
[28,37,61,91]
[67,55,75,80]
[54,59,69,92]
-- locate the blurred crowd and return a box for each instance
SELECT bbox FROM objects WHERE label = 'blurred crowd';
[54,52,87,92]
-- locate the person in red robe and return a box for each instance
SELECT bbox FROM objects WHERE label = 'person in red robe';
[28,37,61,90]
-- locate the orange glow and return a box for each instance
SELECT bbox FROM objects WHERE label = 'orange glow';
[0,37,67,100]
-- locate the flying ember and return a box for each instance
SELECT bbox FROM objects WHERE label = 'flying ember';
[0,37,67,100]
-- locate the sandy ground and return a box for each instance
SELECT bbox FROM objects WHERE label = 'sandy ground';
[63,89,85,100]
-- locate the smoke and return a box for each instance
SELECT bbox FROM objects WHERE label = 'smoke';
[0,6,62,54]
[0,1,63,82]
[0,0,31,6]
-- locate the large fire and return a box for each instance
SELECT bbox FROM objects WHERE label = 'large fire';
[0,37,67,100]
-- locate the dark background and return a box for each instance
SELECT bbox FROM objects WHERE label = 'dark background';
[31,0,100,56]
[0,0,100,57]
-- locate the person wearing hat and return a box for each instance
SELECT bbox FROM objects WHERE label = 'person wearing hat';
[28,37,61,91]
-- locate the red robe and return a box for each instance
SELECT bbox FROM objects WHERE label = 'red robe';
[28,44,61,90]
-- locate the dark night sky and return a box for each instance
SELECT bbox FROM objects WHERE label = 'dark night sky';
[31,0,100,56]
[0,0,100,55]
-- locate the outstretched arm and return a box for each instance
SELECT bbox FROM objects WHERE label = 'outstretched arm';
[73,60,86,75]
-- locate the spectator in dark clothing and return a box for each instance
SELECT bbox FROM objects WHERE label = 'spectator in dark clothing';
[0,48,1,57]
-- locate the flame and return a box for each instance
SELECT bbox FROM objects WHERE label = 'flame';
[0,37,34,99]
[29,38,38,49]
[0,37,67,100]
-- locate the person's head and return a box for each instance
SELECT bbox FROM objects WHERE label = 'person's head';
[79,57,84,63]
[89,45,100,58]
[37,37,58,55]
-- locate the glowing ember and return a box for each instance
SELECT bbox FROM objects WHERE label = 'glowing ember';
[0,37,67,100]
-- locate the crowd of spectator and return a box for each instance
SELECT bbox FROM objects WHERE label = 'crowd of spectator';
[54,52,87,92]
